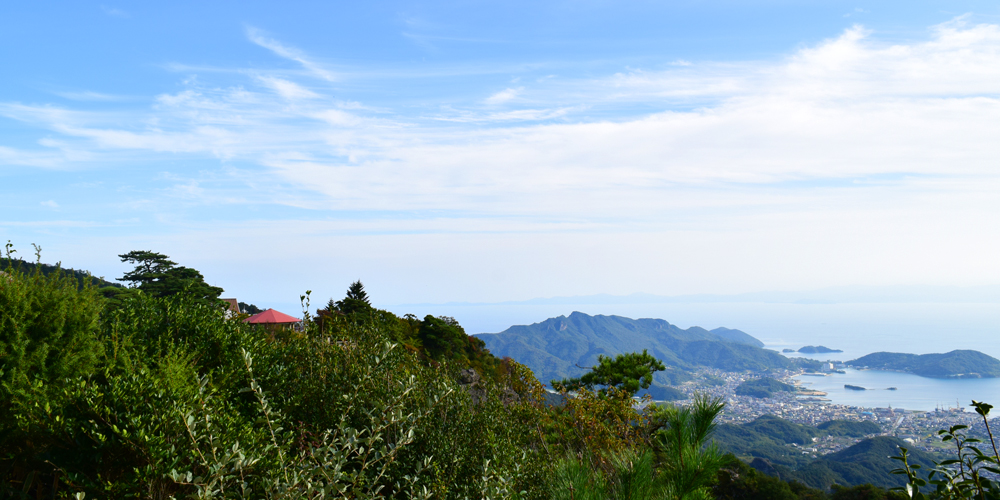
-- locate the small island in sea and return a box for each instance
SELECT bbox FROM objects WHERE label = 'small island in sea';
[782,348,796,353]
[844,384,866,391]
[799,345,843,354]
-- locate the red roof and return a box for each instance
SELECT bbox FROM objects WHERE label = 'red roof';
[244,308,301,324]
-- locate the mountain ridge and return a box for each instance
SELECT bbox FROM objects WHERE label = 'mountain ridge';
[475,311,787,387]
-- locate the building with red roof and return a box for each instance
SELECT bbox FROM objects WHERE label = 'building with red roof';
[244,308,301,325]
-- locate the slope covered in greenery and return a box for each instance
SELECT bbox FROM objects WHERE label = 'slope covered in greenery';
[475,312,789,387]
[784,437,938,489]
[713,415,931,490]
[847,350,1000,378]
[735,377,797,398]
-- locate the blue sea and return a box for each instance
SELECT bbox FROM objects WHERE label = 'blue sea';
[792,368,1000,412]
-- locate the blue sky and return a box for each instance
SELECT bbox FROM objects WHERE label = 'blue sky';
[3,1,1000,320]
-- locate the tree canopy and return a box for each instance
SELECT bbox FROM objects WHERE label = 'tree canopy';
[117,250,224,305]
[552,349,666,396]
[329,280,369,315]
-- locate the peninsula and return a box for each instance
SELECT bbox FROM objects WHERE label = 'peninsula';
[847,350,1000,378]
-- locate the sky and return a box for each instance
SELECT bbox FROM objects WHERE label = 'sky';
[3,1,1000,331]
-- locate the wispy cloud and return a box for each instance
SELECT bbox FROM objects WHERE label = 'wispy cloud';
[255,76,320,100]
[485,87,523,105]
[5,18,1000,224]
[54,90,131,101]
[101,5,129,18]
[245,26,337,81]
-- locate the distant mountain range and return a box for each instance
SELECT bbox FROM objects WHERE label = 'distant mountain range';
[475,311,787,389]
[847,350,1000,378]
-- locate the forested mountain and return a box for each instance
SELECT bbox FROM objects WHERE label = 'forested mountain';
[714,415,931,489]
[847,350,1000,378]
[785,436,937,489]
[475,312,789,387]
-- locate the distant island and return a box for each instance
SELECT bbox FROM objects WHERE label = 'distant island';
[782,348,796,353]
[798,345,843,354]
[847,350,1000,378]
[844,384,866,391]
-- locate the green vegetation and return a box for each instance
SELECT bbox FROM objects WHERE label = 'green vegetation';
[1,243,123,294]
[115,250,225,306]
[552,349,665,396]
[848,351,1000,378]
[893,401,1000,499]
[735,377,797,398]
[816,420,881,437]
[4,246,993,499]
[712,415,939,490]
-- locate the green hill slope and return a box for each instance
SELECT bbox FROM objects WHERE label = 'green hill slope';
[735,378,797,398]
[714,415,934,489]
[847,350,1000,378]
[475,311,787,387]
[785,436,937,489]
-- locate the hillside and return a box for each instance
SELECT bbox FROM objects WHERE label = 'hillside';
[1,258,123,290]
[475,312,789,387]
[714,416,931,489]
[734,377,797,398]
[784,436,937,489]
[847,350,1000,378]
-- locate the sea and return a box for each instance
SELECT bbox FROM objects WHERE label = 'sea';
[390,299,1000,412]
[792,368,1000,412]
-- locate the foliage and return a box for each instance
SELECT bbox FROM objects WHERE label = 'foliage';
[891,400,1000,500]
[548,394,727,500]
[552,350,666,396]
[333,280,372,316]
[650,394,728,499]
[238,301,262,315]
[117,250,225,306]
[0,256,549,499]
[818,420,882,437]
[714,456,805,500]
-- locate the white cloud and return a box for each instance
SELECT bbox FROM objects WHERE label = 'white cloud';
[5,18,1000,248]
[54,90,130,101]
[40,200,59,208]
[101,5,129,18]
[245,26,337,82]
[485,87,522,105]
[256,76,320,100]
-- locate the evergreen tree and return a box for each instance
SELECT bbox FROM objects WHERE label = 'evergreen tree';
[552,349,666,396]
[118,250,224,305]
[335,280,372,316]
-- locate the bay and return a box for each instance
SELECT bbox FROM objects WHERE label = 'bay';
[792,368,1000,412]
